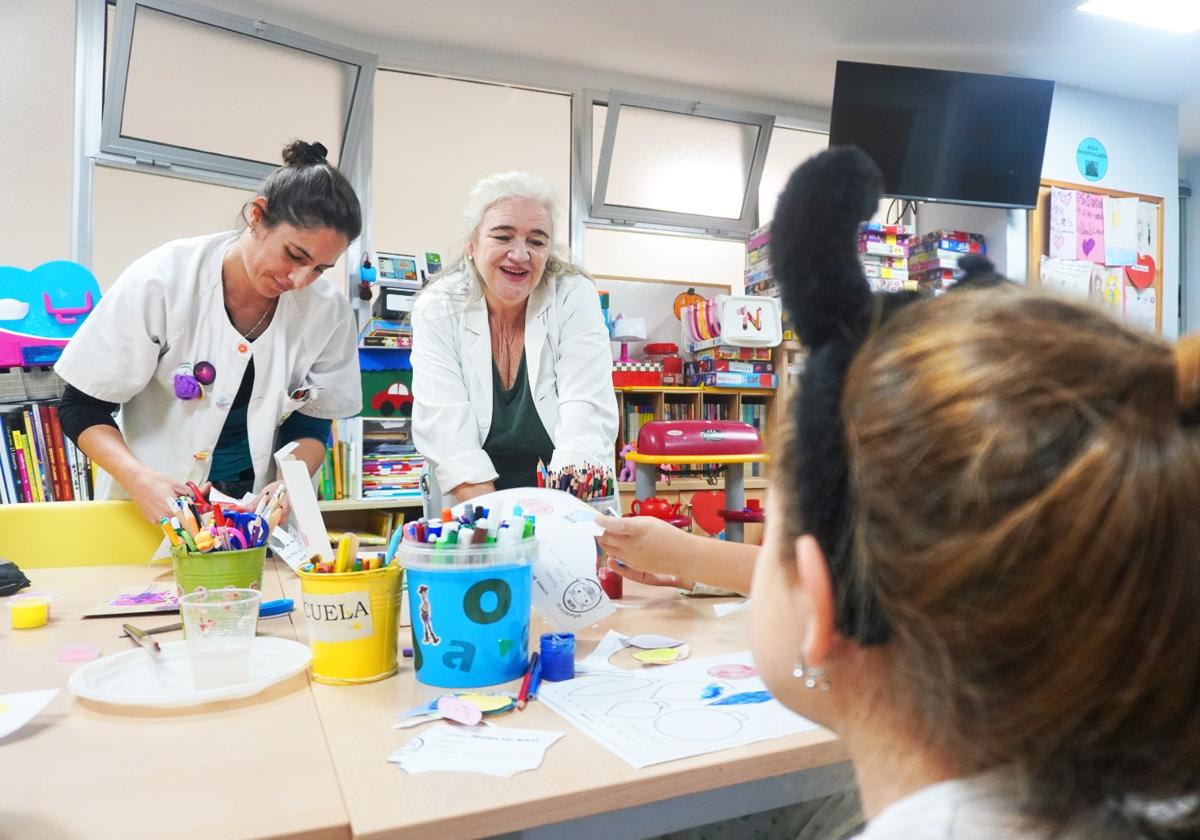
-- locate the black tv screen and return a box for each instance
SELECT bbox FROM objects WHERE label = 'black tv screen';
[828,61,1055,209]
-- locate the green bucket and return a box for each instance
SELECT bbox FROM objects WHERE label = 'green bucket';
[171,545,267,597]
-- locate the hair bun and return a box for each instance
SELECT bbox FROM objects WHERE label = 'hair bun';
[282,140,329,167]
[1176,334,1200,423]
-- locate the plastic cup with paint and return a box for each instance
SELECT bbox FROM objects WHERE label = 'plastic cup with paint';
[7,595,50,629]
[179,588,261,688]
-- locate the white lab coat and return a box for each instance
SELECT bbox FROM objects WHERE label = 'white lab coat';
[410,264,618,494]
[55,231,361,500]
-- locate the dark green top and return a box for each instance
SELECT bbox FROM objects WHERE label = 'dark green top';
[482,351,554,491]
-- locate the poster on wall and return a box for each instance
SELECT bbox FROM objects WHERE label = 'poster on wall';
[1124,281,1156,332]
[1137,202,1158,258]
[1090,265,1124,316]
[1103,196,1138,266]
[1039,255,1091,300]
[1076,192,1106,264]
[1076,137,1108,182]
[1048,187,1077,260]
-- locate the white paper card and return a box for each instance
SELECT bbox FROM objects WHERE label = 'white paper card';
[274,442,333,565]
[0,689,58,739]
[388,724,564,777]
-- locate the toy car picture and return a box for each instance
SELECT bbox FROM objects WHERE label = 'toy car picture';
[371,382,414,416]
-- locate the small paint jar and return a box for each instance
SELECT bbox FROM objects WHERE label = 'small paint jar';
[8,597,49,629]
[539,632,575,682]
[12,592,54,620]
[597,567,623,600]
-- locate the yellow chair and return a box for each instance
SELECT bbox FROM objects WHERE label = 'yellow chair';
[0,501,163,568]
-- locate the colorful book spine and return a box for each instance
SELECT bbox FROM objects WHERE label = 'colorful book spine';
[37,404,61,500]
[11,431,32,503]
[19,412,44,502]
[47,405,73,500]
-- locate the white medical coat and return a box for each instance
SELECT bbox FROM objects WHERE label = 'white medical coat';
[410,265,618,494]
[55,231,361,500]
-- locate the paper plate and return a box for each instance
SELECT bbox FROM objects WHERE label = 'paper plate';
[68,637,312,708]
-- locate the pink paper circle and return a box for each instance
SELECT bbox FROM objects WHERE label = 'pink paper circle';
[707,663,758,680]
[57,644,102,663]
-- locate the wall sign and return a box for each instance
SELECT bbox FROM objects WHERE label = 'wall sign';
[1076,137,1108,182]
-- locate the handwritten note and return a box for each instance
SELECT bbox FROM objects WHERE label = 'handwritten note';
[1076,192,1105,264]
[1104,196,1138,266]
[1039,256,1092,300]
[1049,187,1077,260]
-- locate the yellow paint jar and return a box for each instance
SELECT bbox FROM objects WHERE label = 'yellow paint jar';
[9,598,49,629]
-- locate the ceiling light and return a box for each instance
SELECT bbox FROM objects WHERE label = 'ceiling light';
[1076,0,1200,33]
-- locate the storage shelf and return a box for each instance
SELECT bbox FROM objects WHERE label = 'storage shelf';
[618,478,769,493]
[616,386,775,396]
[318,497,422,512]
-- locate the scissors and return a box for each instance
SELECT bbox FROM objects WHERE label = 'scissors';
[186,481,211,513]
[226,510,269,547]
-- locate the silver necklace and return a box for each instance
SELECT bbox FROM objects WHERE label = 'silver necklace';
[242,299,277,340]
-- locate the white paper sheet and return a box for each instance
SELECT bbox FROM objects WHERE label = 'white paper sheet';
[1090,264,1125,316]
[1137,202,1158,259]
[0,689,58,739]
[1124,282,1157,332]
[388,724,564,776]
[537,650,818,768]
[1103,196,1138,266]
[576,629,630,674]
[450,488,616,632]
[1039,256,1092,300]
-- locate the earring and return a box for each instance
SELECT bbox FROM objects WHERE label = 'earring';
[793,661,830,691]
[466,254,474,262]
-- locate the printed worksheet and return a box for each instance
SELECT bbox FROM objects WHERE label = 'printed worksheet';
[538,650,820,768]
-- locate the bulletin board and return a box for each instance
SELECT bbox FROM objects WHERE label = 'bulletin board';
[1027,179,1164,334]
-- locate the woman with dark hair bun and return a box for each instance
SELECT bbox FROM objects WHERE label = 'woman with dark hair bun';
[56,140,363,523]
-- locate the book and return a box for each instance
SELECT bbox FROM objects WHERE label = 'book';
[687,359,775,374]
[685,371,777,389]
[19,412,44,502]
[47,405,73,501]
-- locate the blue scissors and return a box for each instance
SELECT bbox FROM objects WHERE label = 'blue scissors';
[226,511,269,547]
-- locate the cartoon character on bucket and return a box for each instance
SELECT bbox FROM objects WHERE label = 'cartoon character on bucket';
[417,584,441,645]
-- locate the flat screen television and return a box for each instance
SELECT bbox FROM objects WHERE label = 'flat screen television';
[828,61,1055,209]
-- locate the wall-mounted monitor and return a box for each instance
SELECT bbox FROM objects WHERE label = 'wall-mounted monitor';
[829,61,1055,209]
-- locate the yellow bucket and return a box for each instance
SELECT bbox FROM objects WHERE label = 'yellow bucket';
[297,564,403,685]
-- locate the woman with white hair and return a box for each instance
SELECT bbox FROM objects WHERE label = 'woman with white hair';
[410,172,617,501]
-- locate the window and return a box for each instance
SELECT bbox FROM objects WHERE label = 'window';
[591,91,774,236]
[371,70,570,265]
[757,127,829,225]
[102,0,375,180]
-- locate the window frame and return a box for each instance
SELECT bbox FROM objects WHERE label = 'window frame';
[101,0,377,182]
[590,90,775,237]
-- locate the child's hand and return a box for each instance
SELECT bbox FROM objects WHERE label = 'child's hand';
[605,556,693,591]
[594,514,690,582]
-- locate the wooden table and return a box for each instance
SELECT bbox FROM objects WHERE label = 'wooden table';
[0,563,848,840]
[280,573,849,840]
[0,562,349,840]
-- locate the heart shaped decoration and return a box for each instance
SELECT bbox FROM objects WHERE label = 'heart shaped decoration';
[689,490,726,536]
[1125,254,1156,290]
[1052,235,1065,251]
[1082,238,1096,257]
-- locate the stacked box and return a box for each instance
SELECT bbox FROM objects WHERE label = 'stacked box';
[744,223,776,297]
[688,358,775,374]
[908,229,987,291]
[692,345,773,362]
[685,370,778,389]
[858,222,914,293]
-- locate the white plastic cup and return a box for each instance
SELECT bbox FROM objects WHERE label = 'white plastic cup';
[179,588,261,689]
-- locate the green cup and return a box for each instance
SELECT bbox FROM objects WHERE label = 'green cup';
[171,545,267,597]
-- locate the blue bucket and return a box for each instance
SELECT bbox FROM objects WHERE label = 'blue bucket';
[399,538,536,688]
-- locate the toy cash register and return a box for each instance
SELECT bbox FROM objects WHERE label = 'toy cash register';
[624,420,767,542]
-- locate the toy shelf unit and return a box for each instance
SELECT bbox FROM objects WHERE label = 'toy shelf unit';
[625,419,768,543]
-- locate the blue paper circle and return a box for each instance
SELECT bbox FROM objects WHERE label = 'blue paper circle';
[1076,137,1108,182]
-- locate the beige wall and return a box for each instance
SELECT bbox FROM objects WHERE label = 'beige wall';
[0,0,76,269]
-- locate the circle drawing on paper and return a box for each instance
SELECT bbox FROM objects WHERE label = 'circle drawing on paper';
[562,578,603,613]
[569,677,656,697]
[708,663,758,680]
[654,709,742,741]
